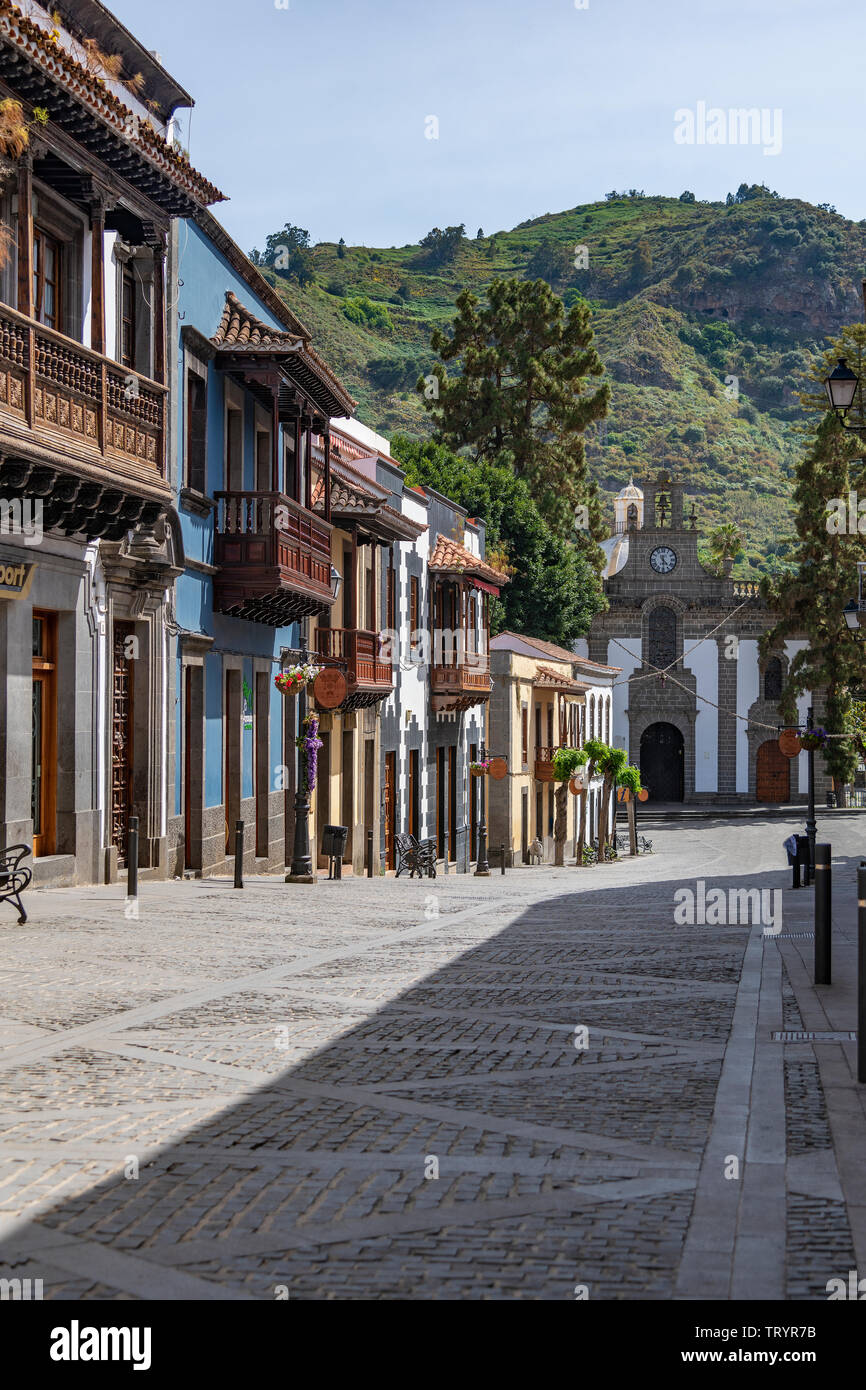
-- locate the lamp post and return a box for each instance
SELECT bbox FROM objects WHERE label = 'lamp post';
[805,706,817,885]
[286,621,316,884]
[286,569,342,885]
[475,741,490,876]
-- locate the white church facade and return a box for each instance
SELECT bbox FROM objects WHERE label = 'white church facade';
[578,472,827,805]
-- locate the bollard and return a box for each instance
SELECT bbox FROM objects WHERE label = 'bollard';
[500,842,505,875]
[858,863,866,1084]
[366,829,373,878]
[814,843,831,984]
[127,816,139,899]
[234,820,244,889]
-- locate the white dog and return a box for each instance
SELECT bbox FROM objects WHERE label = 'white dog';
[528,837,544,865]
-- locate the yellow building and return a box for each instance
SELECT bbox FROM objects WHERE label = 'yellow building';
[488,633,620,865]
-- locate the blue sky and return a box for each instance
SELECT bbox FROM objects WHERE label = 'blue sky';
[108,0,866,250]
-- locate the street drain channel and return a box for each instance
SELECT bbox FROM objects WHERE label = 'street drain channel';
[771,1030,857,1043]
[774,931,814,939]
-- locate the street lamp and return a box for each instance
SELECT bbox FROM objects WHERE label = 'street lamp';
[330,565,343,603]
[825,358,861,426]
[286,623,316,884]
[474,741,491,876]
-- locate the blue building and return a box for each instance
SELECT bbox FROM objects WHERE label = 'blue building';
[166,210,354,877]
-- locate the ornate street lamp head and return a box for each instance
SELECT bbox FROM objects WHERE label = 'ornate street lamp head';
[825,358,859,414]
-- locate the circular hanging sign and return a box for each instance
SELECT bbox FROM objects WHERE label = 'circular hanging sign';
[638,787,649,803]
[778,729,802,758]
[569,776,587,796]
[313,668,347,709]
[487,756,507,781]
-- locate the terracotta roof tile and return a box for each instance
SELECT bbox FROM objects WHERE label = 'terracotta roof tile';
[211,291,303,351]
[533,664,589,693]
[429,535,508,586]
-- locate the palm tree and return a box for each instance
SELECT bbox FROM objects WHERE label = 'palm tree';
[708,523,742,571]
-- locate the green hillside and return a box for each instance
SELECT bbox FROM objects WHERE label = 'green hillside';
[253,191,866,577]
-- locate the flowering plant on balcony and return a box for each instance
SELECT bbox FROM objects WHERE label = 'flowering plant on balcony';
[469,758,490,774]
[296,712,324,794]
[799,726,829,752]
[274,663,321,696]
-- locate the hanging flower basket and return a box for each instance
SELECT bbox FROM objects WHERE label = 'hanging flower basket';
[275,662,321,696]
[470,759,490,775]
[799,726,829,752]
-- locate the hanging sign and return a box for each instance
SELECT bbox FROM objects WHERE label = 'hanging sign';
[488,756,507,781]
[617,787,631,803]
[313,668,348,709]
[778,729,802,758]
[638,788,649,802]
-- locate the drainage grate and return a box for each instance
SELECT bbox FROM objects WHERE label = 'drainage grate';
[774,932,814,939]
[772,1030,856,1043]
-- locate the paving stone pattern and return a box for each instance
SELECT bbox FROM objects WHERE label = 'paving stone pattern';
[0,815,864,1300]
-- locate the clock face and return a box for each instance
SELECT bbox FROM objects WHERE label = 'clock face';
[650,545,677,574]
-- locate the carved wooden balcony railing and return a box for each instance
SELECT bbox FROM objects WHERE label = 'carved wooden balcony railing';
[430,649,491,712]
[213,489,334,625]
[0,302,166,496]
[315,626,393,706]
[534,745,560,782]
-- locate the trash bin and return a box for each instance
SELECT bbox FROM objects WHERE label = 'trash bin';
[784,833,810,888]
[322,825,348,879]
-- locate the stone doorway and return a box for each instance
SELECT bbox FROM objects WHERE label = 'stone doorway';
[640,722,684,802]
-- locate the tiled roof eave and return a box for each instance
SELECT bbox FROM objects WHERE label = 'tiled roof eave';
[0,2,225,209]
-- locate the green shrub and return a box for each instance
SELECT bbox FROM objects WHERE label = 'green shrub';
[341,296,394,332]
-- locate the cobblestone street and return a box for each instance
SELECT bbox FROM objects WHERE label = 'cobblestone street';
[1,815,865,1300]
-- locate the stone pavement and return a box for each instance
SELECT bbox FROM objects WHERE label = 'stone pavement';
[0,813,864,1300]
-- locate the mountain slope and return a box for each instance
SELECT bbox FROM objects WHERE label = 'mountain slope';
[256,193,866,576]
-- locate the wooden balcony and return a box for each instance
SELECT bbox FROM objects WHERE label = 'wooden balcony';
[315,627,393,709]
[534,745,560,782]
[213,489,334,626]
[431,652,492,713]
[0,302,167,508]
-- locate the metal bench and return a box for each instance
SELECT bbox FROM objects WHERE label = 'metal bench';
[395,834,437,880]
[0,844,32,924]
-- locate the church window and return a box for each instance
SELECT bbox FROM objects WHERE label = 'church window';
[648,606,677,670]
[764,657,783,702]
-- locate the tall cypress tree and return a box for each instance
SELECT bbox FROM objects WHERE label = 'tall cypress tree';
[418,277,609,543]
[761,411,863,791]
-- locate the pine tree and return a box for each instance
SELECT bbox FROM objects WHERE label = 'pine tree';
[390,434,606,645]
[418,277,609,542]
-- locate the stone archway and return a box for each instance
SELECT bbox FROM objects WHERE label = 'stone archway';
[640,722,685,802]
[756,738,790,803]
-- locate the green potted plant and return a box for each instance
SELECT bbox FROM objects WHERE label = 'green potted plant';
[552,747,588,866]
[577,738,607,866]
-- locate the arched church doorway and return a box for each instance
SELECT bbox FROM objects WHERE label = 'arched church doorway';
[756,739,790,803]
[640,722,684,802]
